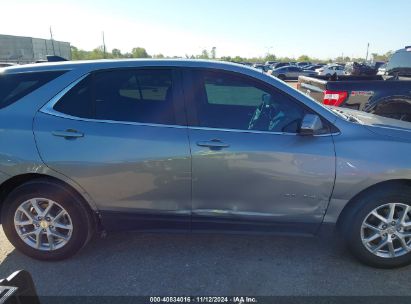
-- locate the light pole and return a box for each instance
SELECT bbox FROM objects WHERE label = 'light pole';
[49,26,56,56]
[365,42,370,61]
[102,31,106,59]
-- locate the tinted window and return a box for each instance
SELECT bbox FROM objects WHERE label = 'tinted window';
[93,69,175,124]
[0,71,65,109]
[54,75,93,118]
[289,67,301,71]
[194,71,307,133]
[54,69,176,125]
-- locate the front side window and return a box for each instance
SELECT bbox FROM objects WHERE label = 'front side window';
[193,70,307,133]
[53,69,176,125]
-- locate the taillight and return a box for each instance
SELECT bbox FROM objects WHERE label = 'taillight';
[323,90,348,106]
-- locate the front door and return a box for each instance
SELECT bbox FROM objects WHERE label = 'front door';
[34,68,191,231]
[183,68,336,234]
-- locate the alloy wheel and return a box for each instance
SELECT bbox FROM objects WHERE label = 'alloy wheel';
[14,198,73,251]
[361,203,411,258]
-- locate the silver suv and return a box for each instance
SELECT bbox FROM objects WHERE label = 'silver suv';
[1,60,411,268]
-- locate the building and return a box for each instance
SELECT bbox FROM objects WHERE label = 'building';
[0,34,71,63]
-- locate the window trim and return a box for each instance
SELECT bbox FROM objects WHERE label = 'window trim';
[41,68,187,128]
[182,67,337,136]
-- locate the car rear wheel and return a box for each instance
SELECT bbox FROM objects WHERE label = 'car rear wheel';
[277,74,286,81]
[341,184,411,268]
[1,179,94,261]
[370,98,411,123]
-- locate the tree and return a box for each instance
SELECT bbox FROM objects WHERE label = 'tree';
[233,56,245,62]
[372,51,393,62]
[87,46,105,59]
[131,47,150,58]
[197,49,209,59]
[153,54,165,59]
[297,55,311,62]
[265,54,277,62]
[112,48,122,58]
[220,56,232,62]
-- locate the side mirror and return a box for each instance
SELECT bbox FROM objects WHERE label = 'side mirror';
[261,93,271,102]
[300,114,323,136]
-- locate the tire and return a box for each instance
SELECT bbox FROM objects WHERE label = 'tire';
[1,179,94,261]
[369,97,411,122]
[277,74,286,81]
[341,184,411,268]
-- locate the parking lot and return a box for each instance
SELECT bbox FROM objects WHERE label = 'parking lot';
[1,225,411,296]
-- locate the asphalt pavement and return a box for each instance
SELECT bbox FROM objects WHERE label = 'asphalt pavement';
[1,225,411,296]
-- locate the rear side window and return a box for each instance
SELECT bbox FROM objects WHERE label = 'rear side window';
[0,71,65,109]
[94,69,175,124]
[53,69,176,125]
[53,76,93,118]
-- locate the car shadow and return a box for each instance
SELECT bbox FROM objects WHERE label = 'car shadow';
[1,229,411,296]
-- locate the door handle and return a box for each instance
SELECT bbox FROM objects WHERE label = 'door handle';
[52,129,84,139]
[196,139,230,149]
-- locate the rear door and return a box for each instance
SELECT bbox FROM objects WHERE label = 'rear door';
[34,68,191,231]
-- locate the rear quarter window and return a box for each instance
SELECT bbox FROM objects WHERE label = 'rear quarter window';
[0,71,66,109]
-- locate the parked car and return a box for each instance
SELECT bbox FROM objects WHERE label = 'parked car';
[297,46,411,121]
[268,66,316,80]
[303,64,325,71]
[271,62,291,69]
[297,62,311,67]
[253,64,270,72]
[265,61,277,66]
[2,60,411,268]
[316,64,345,76]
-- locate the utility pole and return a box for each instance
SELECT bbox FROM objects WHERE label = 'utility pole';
[49,26,56,55]
[365,42,370,62]
[102,31,106,59]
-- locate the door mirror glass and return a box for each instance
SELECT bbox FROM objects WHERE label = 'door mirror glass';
[300,114,323,136]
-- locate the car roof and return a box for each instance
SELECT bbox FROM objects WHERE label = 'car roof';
[1,59,263,75]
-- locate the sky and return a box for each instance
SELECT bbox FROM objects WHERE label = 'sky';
[1,0,410,59]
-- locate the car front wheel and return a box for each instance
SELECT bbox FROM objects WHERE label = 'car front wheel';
[341,184,411,268]
[1,179,94,261]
